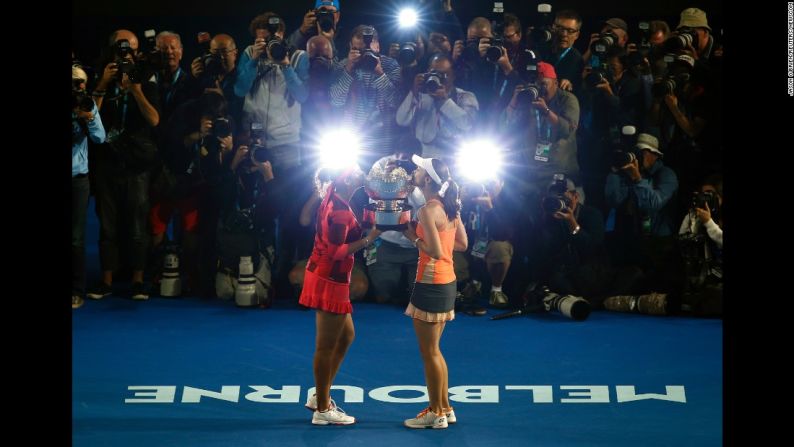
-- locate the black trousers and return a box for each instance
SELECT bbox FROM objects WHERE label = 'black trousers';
[72,175,90,295]
[94,164,150,273]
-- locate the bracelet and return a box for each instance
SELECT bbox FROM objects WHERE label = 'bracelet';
[571,225,581,235]
[544,107,551,115]
[412,237,421,247]
[363,236,371,247]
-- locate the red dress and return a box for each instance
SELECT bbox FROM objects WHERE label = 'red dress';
[299,190,362,314]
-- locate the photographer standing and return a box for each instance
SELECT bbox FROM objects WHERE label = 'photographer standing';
[190,34,242,133]
[151,91,234,295]
[330,24,401,164]
[154,31,194,127]
[88,29,160,301]
[235,12,310,297]
[288,0,342,57]
[395,54,478,161]
[502,62,579,224]
[73,65,106,309]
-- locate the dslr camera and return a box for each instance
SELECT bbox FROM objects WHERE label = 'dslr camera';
[112,39,138,81]
[542,173,573,214]
[196,32,226,81]
[529,3,554,46]
[249,122,271,163]
[589,31,618,58]
[692,190,718,214]
[516,83,540,104]
[585,66,611,89]
[357,26,380,71]
[264,17,288,61]
[136,29,166,73]
[651,71,690,98]
[662,27,699,53]
[72,76,94,112]
[419,70,447,94]
[315,6,336,33]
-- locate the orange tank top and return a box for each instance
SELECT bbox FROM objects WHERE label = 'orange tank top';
[415,200,457,284]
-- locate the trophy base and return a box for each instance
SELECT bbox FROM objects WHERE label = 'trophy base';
[363,203,412,231]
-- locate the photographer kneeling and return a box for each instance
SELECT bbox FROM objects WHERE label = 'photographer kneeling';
[529,175,641,310]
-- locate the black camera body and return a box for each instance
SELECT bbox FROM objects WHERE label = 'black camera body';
[516,84,540,103]
[248,122,270,163]
[484,37,504,63]
[420,70,447,94]
[663,27,699,53]
[585,66,610,89]
[542,174,573,214]
[202,52,225,79]
[261,17,288,61]
[212,117,232,139]
[315,7,335,32]
[651,72,689,98]
[611,150,638,169]
[136,29,166,74]
[398,41,417,65]
[72,87,94,113]
[357,27,379,71]
[692,191,718,213]
[590,31,618,58]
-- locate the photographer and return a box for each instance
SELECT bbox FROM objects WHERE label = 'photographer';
[72,64,106,309]
[605,133,681,292]
[190,34,242,133]
[395,53,478,161]
[288,0,342,58]
[548,9,585,95]
[679,174,722,249]
[451,18,498,120]
[502,61,579,222]
[529,176,638,307]
[329,24,401,163]
[150,91,234,295]
[235,12,309,172]
[214,128,279,303]
[578,47,644,215]
[647,54,709,215]
[678,174,722,316]
[582,17,629,67]
[365,141,426,305]
[87,29,160,301]
[154,31,194,127]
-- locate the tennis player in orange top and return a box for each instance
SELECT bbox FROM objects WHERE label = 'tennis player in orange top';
[300,166,382,426]
[401,155,468,429]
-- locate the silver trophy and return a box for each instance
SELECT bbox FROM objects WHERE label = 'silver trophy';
[363,165,413,230]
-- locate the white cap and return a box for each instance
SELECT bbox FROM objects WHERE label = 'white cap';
[411,154,443,185]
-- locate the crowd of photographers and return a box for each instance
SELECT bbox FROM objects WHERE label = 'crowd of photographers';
[72,0,723,319]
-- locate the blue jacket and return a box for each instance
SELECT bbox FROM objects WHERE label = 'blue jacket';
[72,102,105,176]
[605,158,678,237]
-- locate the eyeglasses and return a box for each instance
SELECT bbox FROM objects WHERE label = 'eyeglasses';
[503,32,519,39]
[210,48,237,56]
[553,25,580,35]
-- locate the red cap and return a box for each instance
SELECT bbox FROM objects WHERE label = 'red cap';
[537,61,557,79]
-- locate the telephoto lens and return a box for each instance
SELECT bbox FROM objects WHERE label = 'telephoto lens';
[543,291,591,321]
